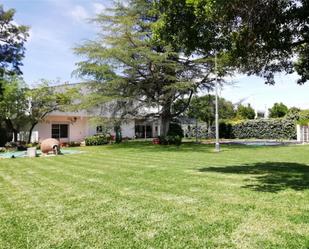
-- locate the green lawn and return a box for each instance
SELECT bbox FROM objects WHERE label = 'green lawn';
[0,142,308,249]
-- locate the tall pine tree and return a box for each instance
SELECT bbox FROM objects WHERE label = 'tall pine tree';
[74,0,218,136]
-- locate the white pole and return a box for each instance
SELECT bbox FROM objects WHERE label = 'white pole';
[215,53,220,152]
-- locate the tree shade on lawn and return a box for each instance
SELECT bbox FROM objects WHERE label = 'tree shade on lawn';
[0,142,308,248]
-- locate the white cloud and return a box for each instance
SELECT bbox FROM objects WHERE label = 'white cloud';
[69,5,89,22]
[93,2,106,14]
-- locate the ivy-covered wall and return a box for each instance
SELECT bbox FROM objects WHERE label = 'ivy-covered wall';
[182,119,297,140]
[231,119,296,140]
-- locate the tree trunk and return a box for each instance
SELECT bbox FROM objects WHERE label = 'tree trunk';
[160,106,172,136]
[4,119,14,142]
[195,119,198,143]
[28,122,38,144]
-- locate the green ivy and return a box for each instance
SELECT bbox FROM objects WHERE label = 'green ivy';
[219,119,297,140]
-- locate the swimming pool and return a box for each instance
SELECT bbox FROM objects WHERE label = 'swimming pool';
[0,149,81,159]
[239,141,284,146]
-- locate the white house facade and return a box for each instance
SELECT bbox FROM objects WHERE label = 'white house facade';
[31,111,161,143]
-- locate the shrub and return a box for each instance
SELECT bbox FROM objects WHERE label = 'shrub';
[85,135,109,146]
[158,136,168,145]
[219,121,233,139]
[167,123,184,138]
[68,141,81,147]
[167,135,182,146]
[159,123,184,145]
[26,143,36,148]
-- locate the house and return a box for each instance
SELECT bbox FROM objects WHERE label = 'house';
[31,109,161,143]
[29,83,161,143]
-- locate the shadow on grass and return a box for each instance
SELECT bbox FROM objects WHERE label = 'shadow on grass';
[198,162,309,192]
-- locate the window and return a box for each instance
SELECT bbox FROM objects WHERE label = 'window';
[96,125,103,133]
[52,124,68,139]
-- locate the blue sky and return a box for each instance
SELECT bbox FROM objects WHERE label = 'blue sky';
[3,0,309,111]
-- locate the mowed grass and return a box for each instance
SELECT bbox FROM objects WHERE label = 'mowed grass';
[0,142,308,249]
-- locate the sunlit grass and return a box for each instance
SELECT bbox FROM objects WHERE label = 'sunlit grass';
[0,142,308,248]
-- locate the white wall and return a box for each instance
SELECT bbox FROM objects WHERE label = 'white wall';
[33,116,88,143]
[33,116,137,142]
[121,121,135,138]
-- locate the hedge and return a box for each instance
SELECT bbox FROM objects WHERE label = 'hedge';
[226,118,296,140]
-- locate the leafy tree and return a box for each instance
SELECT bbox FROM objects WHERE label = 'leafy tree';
[26,81,74,143]
[268,102,289,118]
[236,104,255,120]
[0,5,29,78]
[285,107,301,120]
[0,75,29,142]
[74,0,219,136]
[299,110,309,122]
[157,0,309,84]
[0,5,29,143]
[177,95,235,127]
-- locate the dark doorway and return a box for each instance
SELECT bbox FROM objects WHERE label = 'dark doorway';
[135,124,152,138]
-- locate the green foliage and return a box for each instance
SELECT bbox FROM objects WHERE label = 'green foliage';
[26,142,40,149]
[296,110,309,125]
[236,104,255,120]
[26,80,75,143]
[0,75,29,141]
[74,0,219,136]
[0,5,29,78]
[286,107,301,120]
[157,0,309,84]
[230,119,296,140]
[299,110,309,121]
[178,95,236,126]
[219,121,233,139]
[160,122,184,145]
[167,123,184,138]
[67,142,81,147]
[268,102,288,118]
[158,135,182,146]
[85,134,109,146]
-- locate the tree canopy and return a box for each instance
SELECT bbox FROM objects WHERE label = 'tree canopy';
[74,0,219,135]
[0,75,28,141]
[268,102,289,118]
[0,5,29,78]
[26,81,74,143]
[176,95,236,126]
[157,0,309,84]
[236,104,255,120]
